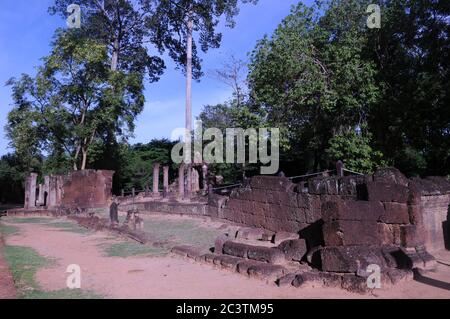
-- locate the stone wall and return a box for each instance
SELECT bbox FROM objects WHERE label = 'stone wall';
[60,170,114,209]
[211,168,450,267]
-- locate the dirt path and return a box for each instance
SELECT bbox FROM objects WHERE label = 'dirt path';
[4,221,450,299]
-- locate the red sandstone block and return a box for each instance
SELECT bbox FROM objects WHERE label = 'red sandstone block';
[323,220,379,246]
[380,202,410,224]
[223,241,249,258]
[321,246,387,273]
[321,200,383,222]
[247,263,287,282]
[366,182,409,203]
[400,225,421,248]
[246,246,286,264]
[278,239,307,261]
[249,176,294,192]
[377,223,401,245]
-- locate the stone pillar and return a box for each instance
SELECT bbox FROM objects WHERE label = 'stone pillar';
[44,175,50,206]
[24,173,38,209]
[48,176,57,208]
[163,166,170,198]
[202,164,208,192]
[56,175,64,205]
[336,160,344,177]
[192,168,200,193]
[37,184,44,206]
[153,163,160,196]
[178,164,185,200]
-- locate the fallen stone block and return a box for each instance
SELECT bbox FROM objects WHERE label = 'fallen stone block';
[171,245,202,259]
[246,246,286,265]
[387,269,413,284]
[321,246,387,273]
[214,234,229,254]
[236,227,266,241]
[236,260,260,275]
[278,239,307,262]
[223,241,249,258]
[247,263,287,282]
[212,255,242,271]
[294,271,342,288]
[202,253,217,264]
[273,231,299,245]
[276,273,297,287]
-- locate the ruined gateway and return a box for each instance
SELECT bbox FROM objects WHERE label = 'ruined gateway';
[9,167,450,293]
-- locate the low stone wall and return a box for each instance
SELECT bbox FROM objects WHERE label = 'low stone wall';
[121,200,208,216]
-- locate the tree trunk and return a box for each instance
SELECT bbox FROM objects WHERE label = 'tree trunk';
[111,37,120,71]
[185,12,194,199]
[81,148,88,170]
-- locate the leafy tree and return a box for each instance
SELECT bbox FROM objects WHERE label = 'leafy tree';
[248,0,381,173]
[6,31,144,170]
[49,0,165,79]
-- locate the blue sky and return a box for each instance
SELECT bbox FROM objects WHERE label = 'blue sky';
[0,0,311,156]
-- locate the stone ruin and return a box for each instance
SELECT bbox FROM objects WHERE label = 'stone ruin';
[199,168,450,292]
[11,165,450,293]
[19,170,114,215]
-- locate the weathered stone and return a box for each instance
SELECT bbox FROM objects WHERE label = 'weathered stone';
[366,182,409,203]
[277,239,307,262]
[236,260,260,275]
[273,231,299,245]
[308,177,339,195]
[321,200,383,222]
[387,269,413,284]
[276,273,297,287]
[341,274,369,293]
[214,234,229,254]
[236,227,266,241]
[373,167,409,187]
[246,246,286,265]
[171,245,201,259]
[323,220,379,246]
[212,255,242,270]
[321,246,387,273]
[223,241,249,258]
[249,176,294,192]
[247,263,286,281]
[380,202,410,224]
[400,225,421,248]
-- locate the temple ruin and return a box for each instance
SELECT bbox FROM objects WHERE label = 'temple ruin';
[10,165,450,292]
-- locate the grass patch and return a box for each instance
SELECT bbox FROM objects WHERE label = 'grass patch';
[46,221,91,235]
[102,241,169,258]
[6,217,52,224]
[4,245,102,299]
[143,218,223,253]
[0,223,20,236]
[4,217,91,235]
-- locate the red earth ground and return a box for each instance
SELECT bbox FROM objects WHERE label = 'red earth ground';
[2,216,450,299]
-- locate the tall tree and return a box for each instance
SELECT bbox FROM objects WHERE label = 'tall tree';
[147,0,258,195]
[49,0,165,80]
[6,31,144,170]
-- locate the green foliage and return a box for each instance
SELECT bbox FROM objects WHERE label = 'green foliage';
[325,129,385,174]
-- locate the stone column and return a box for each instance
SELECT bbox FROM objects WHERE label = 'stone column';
[153,163,160,196]
[192,168,200,193]
[56,175,64,206]
[44,175,50,206]
[37,184,44,206]
[163,166,170,198]
[178,164,185,200]
[24,173,38,209]
[202,164,208,192]
[48,176,57,208]
[336,160,344,177]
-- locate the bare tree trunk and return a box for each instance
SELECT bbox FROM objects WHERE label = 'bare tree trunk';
[81,148,88,170]
[111,37,120,71]
[185,12,193,199]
